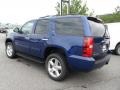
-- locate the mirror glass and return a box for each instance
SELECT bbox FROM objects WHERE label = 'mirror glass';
[13,28,22,33]
[13,28,19,32]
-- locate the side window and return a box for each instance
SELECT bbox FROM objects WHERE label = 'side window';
[21,21,34,34]
[35,19,49,34]
[55,18,83,36]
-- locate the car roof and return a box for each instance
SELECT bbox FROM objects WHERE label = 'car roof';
[26,15,103,25]
[39,15,84,19]
[38,15,102,21]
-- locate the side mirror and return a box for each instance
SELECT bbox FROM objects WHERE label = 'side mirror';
[13,28,22,33]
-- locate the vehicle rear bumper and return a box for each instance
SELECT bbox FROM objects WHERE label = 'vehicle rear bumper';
[67,54,111,71]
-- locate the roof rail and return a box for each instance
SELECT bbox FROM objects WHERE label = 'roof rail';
[39,15,55,19]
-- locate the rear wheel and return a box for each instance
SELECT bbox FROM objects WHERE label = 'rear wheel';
[45,53,68,81]
[115,44,120,55]
[6,42,16,58]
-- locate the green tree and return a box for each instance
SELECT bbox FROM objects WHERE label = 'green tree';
[114,6,120,14]
[55,0,93,16]
[99,6,120,23]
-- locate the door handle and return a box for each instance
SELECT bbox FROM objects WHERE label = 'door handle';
[42,37,49,41]
[42,38,48,41]
[25,36,30,40]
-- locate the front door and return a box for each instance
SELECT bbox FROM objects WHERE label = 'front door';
[14,21,35,54]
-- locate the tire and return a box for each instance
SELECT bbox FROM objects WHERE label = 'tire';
[115,44,120,55]
[45,53,68,81]
[6,42,16,58]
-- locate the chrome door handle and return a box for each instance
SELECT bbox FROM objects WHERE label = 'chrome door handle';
[25,36,30,40]
[42,38,48,41]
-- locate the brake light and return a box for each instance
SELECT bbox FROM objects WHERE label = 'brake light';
[83,37,94,57]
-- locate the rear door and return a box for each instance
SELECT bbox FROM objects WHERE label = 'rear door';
[88,19,110,60]
[29,19,49,58]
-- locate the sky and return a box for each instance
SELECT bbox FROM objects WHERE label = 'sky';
[86,0,120,15]
[0,0,119,24]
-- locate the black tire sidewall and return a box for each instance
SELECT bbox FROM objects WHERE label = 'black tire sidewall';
[45,53,67,81]
[115,44,120,55]
[6,42,16,58]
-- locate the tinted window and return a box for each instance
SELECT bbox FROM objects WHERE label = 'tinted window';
[55,18,83,36]
[35,19,49,34]
[89,20,105,37]
[21,21,34,34]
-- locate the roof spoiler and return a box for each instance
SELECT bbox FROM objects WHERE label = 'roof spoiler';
[87,17,103,23]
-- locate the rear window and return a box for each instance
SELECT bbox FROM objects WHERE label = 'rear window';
[55,17,83,36]
[89,20,105,37]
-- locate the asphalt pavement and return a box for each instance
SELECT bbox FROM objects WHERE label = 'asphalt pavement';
[0,33,120,90]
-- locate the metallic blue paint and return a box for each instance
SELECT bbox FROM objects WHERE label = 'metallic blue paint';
[5,15,111,71]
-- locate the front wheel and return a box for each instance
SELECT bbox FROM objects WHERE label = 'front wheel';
[45,53,68,81]
[6,42,16,58]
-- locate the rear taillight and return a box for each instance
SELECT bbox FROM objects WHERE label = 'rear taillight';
[83,37,94,57]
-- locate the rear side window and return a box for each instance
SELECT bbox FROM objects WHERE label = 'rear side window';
[35,19,49,34]
[89,20,105,37]
[55,17,83,36]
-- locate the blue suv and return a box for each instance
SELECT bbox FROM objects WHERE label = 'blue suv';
[5,15,111,81]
